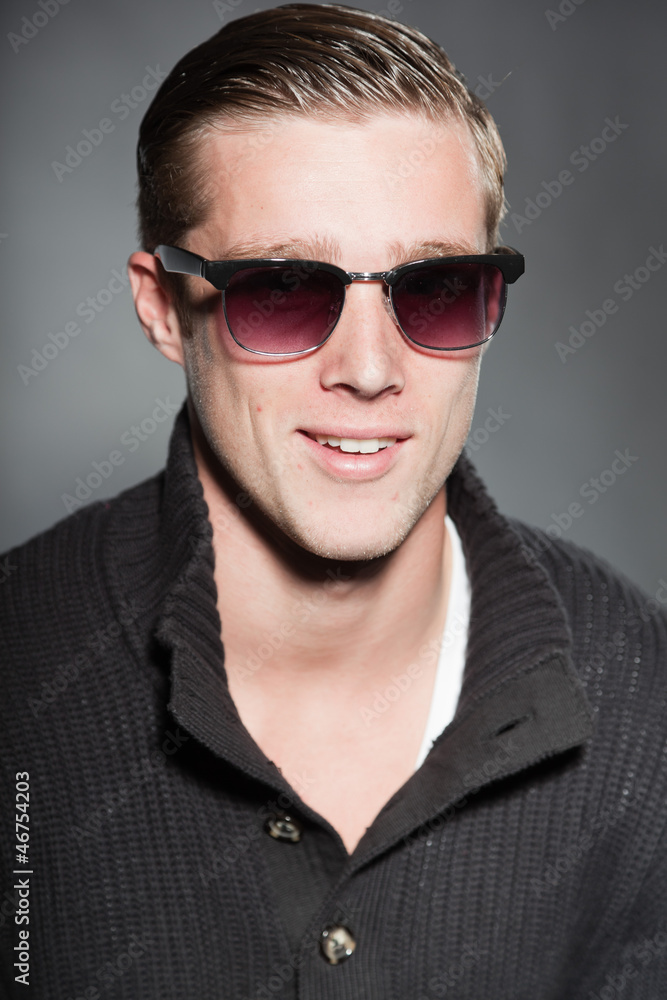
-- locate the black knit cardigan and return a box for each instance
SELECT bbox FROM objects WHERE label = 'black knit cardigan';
[2,404,667,999]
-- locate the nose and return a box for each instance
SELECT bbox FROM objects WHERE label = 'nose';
[317,281,406,399]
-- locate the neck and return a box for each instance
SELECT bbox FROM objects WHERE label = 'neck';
[189,410,452,690]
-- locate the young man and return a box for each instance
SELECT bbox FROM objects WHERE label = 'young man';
[2,5,666,998]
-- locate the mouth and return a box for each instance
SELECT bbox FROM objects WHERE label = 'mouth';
[297,429,408,481]
[306,433,398,455]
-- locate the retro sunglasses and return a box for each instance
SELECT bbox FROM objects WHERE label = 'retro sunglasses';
[154,244,524,356]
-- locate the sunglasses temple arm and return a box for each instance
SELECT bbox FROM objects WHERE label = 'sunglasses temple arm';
[494,246,525,282]
[154,245,206,277]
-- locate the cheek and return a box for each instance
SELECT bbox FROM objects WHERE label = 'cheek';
[423,354,482,458]
[425,351,482,415]
[213,296,240,356]
[191,301,247,387]
[457,353,483,400]
[182,314,240,427]
[452,356,483,423]
[184,315,281,450]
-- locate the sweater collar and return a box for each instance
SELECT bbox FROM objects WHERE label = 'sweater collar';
[112,403,593,858]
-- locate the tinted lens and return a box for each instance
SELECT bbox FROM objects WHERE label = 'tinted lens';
[223,265,344,354]
[391,262,506,350]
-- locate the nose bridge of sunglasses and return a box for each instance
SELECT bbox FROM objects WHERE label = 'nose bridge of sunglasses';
[346,280,400,329]
[345,273,395,318]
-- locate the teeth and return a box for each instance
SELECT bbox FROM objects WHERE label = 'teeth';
[314,434,397,454]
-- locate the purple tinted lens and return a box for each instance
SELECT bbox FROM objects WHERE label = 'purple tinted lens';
[392,263,506,349]
[224,265,344,354]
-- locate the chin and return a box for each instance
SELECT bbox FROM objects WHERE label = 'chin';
[267,476,446,564]
[306,539,400,563]
[283,516,416,563]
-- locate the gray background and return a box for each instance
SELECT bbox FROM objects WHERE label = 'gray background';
[1,0,665,594]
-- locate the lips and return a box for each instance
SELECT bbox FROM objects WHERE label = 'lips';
[298,429,408,480]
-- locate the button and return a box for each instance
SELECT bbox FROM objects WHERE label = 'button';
[264,813,303,843]
[320,925,356,965]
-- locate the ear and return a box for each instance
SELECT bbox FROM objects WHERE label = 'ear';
[128,251,186,366]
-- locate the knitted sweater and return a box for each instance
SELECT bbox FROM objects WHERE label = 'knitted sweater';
[1,405,667,1000]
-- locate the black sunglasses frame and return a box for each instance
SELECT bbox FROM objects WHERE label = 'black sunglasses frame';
[154,244,525,356]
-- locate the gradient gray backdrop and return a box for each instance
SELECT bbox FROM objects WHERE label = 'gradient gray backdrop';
[2,0,665,594]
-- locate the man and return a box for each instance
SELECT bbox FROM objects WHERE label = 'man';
[1,5,666,999]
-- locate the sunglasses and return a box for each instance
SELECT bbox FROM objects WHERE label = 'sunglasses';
[154,244,524,356]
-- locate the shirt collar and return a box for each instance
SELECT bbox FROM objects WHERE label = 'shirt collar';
[106,403,593,857]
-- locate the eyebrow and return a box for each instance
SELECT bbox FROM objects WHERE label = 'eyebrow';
[389,238,482,262]
[212,235,481,266]
[213,235,339,261]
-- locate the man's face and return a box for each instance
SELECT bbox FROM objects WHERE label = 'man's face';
[178,114,488,560]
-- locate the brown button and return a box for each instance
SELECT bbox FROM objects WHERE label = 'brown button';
[264,813,302,843]
[320,925,356,965]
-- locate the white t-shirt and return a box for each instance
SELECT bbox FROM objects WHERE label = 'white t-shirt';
[414,515,470,770]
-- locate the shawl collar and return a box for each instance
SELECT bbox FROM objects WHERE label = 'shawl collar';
[106,404,593,860]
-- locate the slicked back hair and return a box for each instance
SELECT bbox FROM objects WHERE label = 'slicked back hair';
[136,3,507,313]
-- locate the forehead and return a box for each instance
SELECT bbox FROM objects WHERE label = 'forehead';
[191,113,489,264]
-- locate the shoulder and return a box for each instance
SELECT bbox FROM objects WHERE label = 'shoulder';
[508,517,665,625]
[506,517,667,701]
[0,473,163,685]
